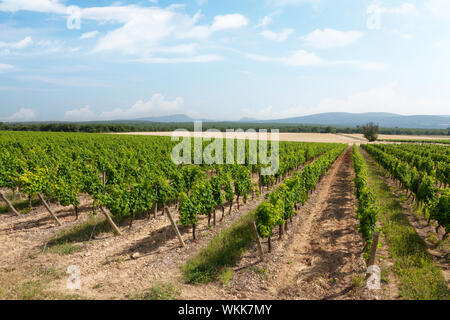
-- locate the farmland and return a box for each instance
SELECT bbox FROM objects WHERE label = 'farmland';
[0,131,448,300]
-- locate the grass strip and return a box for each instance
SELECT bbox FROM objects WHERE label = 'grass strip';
[48,214,110,246]
[182,212,255,284]
[0,197,41,214]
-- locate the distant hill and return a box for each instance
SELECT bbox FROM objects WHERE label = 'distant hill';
[239,117,259,122]
[135,112,450,129]
[262,112,450,129]
[9,112,449,129]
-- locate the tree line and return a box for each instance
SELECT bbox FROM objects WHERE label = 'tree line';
[0,121,449,136]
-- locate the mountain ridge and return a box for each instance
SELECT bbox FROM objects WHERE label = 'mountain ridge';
[135,112,450,129]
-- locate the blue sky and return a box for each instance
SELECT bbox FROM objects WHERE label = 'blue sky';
[0,0,449,122]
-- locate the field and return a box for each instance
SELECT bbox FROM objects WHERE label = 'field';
[0,131,448,300]
[115,131,450,144]
[114,131,363,143]
[347,134,450,142]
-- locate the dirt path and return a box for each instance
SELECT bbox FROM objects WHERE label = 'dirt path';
[270,147,366,299]
[185,147,369,300]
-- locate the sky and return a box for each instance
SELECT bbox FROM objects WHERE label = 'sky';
[0,0,449,122]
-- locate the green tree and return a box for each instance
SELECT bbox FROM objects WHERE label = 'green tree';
[361,122,379,142]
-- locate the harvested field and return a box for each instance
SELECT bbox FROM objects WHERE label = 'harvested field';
[114,132,363,144]
[114,132,450,144]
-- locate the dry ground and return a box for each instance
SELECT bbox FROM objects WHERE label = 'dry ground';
[0,148,377,300]
[114,132,450,144]
[346,134,450,141]
[182,147,375,300]
[113,132,363,144]
[2,135,448,300]
[0,189,269,299]
[0,162,315,299]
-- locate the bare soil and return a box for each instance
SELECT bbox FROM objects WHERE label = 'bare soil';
[181,148,380,300]
[0,148,398,300]
[0,171,297,299]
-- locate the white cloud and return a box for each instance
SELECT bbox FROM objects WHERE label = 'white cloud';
[243,105,306,120]
[17,75,111,87]
[278,50,321,66]
[64,94,185,121]
[245,50,321,66]
[90,9,194,56]
[32,39,66,54]
[255,11,282,28]
[256,15,273,28]
[366,4,419,31]
[0,36,33,49]
[64,105,96,121]
[34,40,78,55]
[390,30,413,39]
[80,31,99,40]
[154,44,198,55]
[381,3,419,16]
[435,39,450,48]
[317,83,448,115]
[317,83,401,114]
[0,0,66,14]
[0,63,13,72]
[88,9,247,58]
[425,0,450,19]
[260,28,294,42]
[266,0,319,7]
[302,29,363,49]
[329,60,386,71]
[0,2,247,62]
[100,94,184,120]
[133,54,222,64]
[210,14,248,31]
[244,83,450,119]
[243,50,384,70]
[4,108,36,122]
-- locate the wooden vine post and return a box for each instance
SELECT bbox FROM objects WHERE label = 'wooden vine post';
[99,206,122,236]
[102,172,106,186]
[365,232,381,290]
[251,220,264,262]
[37,192,62,226]
[164,205,185,248]
[368,232,380,267]
[0,192,20,216]
[258,172,262,194]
